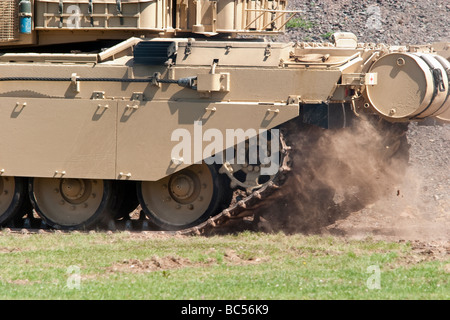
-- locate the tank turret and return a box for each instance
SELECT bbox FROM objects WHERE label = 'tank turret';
[1,0,296,48]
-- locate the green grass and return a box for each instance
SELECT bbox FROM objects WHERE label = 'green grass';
[320,31,334,39]
[286,17,315,30]
[0,231,448,299]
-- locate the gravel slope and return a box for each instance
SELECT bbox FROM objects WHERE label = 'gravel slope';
[280,0,449,45]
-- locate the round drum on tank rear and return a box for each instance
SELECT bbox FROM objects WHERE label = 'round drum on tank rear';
[366,52,449,121]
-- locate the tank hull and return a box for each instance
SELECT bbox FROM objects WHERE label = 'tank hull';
[0,35,448,230]
[0,38,448,183]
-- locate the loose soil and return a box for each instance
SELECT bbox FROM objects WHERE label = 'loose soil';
[108,249,266,274]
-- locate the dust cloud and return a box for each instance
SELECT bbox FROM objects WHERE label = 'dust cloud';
[253,118,415,235]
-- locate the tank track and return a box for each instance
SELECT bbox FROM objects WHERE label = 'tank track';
[2,128,293,236]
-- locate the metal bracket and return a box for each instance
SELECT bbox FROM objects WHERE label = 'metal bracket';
[205,106,217,112]
[118,172,132,179]
[185,41,193,56]
[71,73,80,93]
[341,73,377,86]
[197,73,230,92]
[131,92,144,102]
[92,91,105,100]
[287,95,301,105]
[152,72,161,87]
[267,108,280,113]
[342,73,365,86]
[264,44,272,58]
[125,92,144,110]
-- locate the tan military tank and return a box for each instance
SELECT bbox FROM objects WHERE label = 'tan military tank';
[0,0,448,233]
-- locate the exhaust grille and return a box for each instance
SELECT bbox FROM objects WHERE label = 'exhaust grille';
[0,0,19,42]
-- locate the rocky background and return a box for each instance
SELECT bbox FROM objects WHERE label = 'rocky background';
[280,0,449,45]
[253,0,449,242]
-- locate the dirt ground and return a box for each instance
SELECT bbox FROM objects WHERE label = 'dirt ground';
[323,123,449,242]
